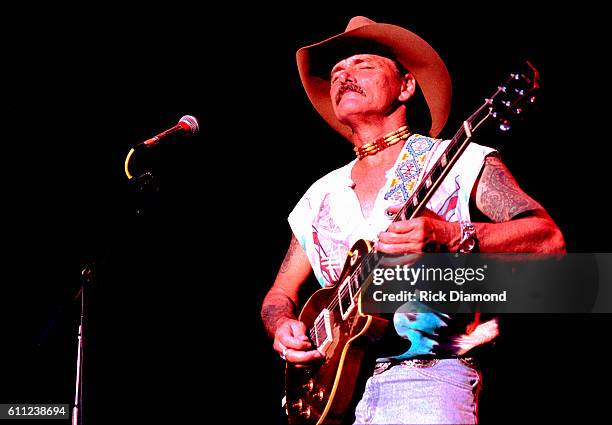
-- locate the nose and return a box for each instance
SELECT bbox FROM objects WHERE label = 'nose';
[337,70,355,84]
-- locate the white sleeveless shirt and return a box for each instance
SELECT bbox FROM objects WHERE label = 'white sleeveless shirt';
[289,135,496,288]
[288,135,499,359]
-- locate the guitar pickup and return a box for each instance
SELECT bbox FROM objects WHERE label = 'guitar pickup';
[313,308,333,355]
[338,276,356,320]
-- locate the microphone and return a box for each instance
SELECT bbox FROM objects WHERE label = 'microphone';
[137,115,199,147]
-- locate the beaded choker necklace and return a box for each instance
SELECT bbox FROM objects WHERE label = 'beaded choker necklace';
[354,125,411,160]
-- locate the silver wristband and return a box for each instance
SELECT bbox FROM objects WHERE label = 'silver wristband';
[458,221,478,253]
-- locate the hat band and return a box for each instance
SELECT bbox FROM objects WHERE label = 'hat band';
[354,125,411,160]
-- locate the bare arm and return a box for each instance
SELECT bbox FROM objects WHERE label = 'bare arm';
[261,233,323,363]
[377,155,566,253]
[261,234,310,337]
[472,155,565,253]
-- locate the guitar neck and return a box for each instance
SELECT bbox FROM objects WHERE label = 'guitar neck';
[395,100,492,223]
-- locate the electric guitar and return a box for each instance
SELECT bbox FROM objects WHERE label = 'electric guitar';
[285,63,540,424]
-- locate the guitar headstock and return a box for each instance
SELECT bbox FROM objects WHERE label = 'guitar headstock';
[488,61,540,132]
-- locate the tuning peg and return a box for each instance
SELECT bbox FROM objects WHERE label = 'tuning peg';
[499,119,512,132]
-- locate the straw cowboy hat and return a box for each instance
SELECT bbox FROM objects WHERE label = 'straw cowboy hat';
[296,16,452,139]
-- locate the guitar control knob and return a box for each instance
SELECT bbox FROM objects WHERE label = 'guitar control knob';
[302,379,314,393]
[313,388,325,401]
[499,119,511,132]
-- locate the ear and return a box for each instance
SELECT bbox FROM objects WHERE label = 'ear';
[398,73,416,102]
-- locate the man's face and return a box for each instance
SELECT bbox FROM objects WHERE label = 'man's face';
[329,54,404,124]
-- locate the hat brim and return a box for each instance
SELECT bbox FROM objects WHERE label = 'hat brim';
[297,22,451,139]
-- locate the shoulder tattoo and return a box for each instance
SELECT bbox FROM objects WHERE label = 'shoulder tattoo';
[477,155,542,222]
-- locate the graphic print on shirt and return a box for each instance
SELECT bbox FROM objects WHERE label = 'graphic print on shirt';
[312,193,349,287]
[436,176,461,222]
[392,309,450,358]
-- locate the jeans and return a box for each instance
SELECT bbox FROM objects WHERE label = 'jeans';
[353,359,481,424]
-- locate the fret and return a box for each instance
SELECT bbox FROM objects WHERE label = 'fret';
[403,202,416,220]
[440,153,448,168]
[418,185,428,201]
[430,164,442,182]
[447,140,459,158]
[463,120,473,138]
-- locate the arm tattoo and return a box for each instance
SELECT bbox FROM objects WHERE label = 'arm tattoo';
[280,235,299,273]
[262,300,295,336]
[478,156,542,222]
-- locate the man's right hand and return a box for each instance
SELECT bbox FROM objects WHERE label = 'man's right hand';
[273,318,324,365]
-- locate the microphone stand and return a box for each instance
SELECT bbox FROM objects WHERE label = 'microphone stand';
[124,142,160,218]
[129,171,159,217]
[72,266,94,425]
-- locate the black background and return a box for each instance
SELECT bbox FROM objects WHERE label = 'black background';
[2,5,610,424]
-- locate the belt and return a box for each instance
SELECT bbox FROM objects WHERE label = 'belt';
[373,357,477,375]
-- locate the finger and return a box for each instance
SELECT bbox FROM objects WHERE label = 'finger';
[384,204,404,217]
[278,334,312,350]
[387,219,422,234]
[417,208,443,220]
[286,348,324,364]
[379,225,426,245]
[376,241,425,254]
[288,321,312,346]
[289,321,310,340]
[278,324,312,349]
[378,231,415,244]
[273,340,312,359]
[275,320,312,349]
[273,340,285,353]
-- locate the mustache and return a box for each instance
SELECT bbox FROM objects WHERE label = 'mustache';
[335,83,366,104]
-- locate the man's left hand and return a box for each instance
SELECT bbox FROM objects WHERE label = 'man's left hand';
[376,206,455,254]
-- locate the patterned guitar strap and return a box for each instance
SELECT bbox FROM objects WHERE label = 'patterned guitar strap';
[383,134,437,203]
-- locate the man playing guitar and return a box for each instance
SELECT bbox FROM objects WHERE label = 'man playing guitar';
[262,16,565,424]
